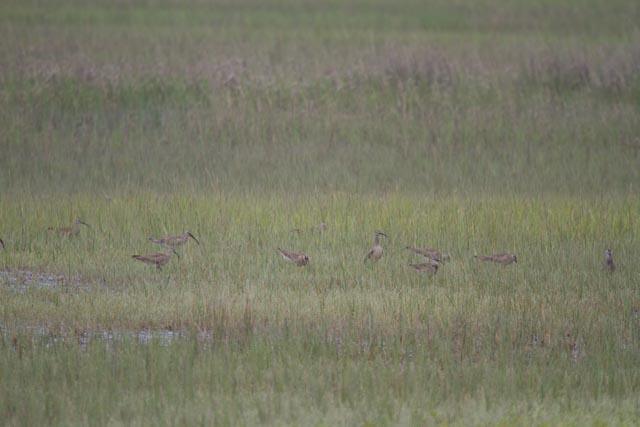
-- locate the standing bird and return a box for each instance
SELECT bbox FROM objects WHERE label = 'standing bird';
[48,218,91,237]
[405,246,450,263]
[149,231,200,249]
[132,249,179,270]
[604,249,615,272]
[408,260,439,275]
[364,231,387,263]
[474,253,517,265]
[277,248,310,266]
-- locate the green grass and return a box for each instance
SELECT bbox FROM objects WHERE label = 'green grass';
[1,0,639,424]
[1,195,639,424]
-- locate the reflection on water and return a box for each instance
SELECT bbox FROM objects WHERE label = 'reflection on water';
[0,269,217,350]
[0,324,202,350]
[0,269,92,293]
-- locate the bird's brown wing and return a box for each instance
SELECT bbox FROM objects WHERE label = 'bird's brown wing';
[406,246,424,256]
[409,262,437,273]
[133,253,166,263]
[277,248,299,261]
[148,253,169,262]
[365,249,375,261]
[495,254,514,263]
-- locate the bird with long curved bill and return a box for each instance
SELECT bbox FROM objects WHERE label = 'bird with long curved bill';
[365,231,387,263]
[48,218,91,237]
[149,231,200,249]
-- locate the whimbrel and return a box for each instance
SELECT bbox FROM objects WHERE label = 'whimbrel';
[405,246,450,263]
[474,253,517,265]
[48,218,90,237]
[149,231,200,249]
[277,248,310,266]
[132,249,179,270]
[365,231,387,263]
[604,249,615,272]
[408,260,439,274]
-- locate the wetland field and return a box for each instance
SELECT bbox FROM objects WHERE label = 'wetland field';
[1,0,639,425]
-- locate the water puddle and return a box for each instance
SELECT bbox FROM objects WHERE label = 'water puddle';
[0,269,92,293]
[77,329,189,349]
[0,323,217,351]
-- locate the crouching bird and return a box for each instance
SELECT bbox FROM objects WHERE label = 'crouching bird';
[48,218,91,237]
[474,253,517,265]
[408,260,439,275]
[277,248,310,267]
[132,249,179,270]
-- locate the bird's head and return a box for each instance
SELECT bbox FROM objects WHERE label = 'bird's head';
[76,218,91,228]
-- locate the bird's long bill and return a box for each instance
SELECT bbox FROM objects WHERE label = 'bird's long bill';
[0,238,4,249]
[187,232,200,244]
[79,220,91,228]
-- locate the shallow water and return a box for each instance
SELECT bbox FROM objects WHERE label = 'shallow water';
[0,269,92,293]
[0,322,219,351]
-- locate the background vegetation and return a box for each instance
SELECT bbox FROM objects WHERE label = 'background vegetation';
[1,0,639,424]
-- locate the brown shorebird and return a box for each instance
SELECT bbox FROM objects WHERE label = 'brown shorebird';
[277,248,310,266]
[604,249,615,272]
[132,249,179,270]
[474,253,517,265]
[364,231,387,263]
[149,231,200,249]
[48,218,90,237]
[405,246,450,263]
[408,260,439,274]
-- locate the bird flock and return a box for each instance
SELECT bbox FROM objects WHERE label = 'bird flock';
[280,229,519,275]
[0,219,617,274]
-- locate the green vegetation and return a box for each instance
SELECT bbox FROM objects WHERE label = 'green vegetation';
[1,0,639,424]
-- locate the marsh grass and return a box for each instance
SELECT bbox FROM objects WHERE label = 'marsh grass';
[1,0,640,424]
[1,195,639,423]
